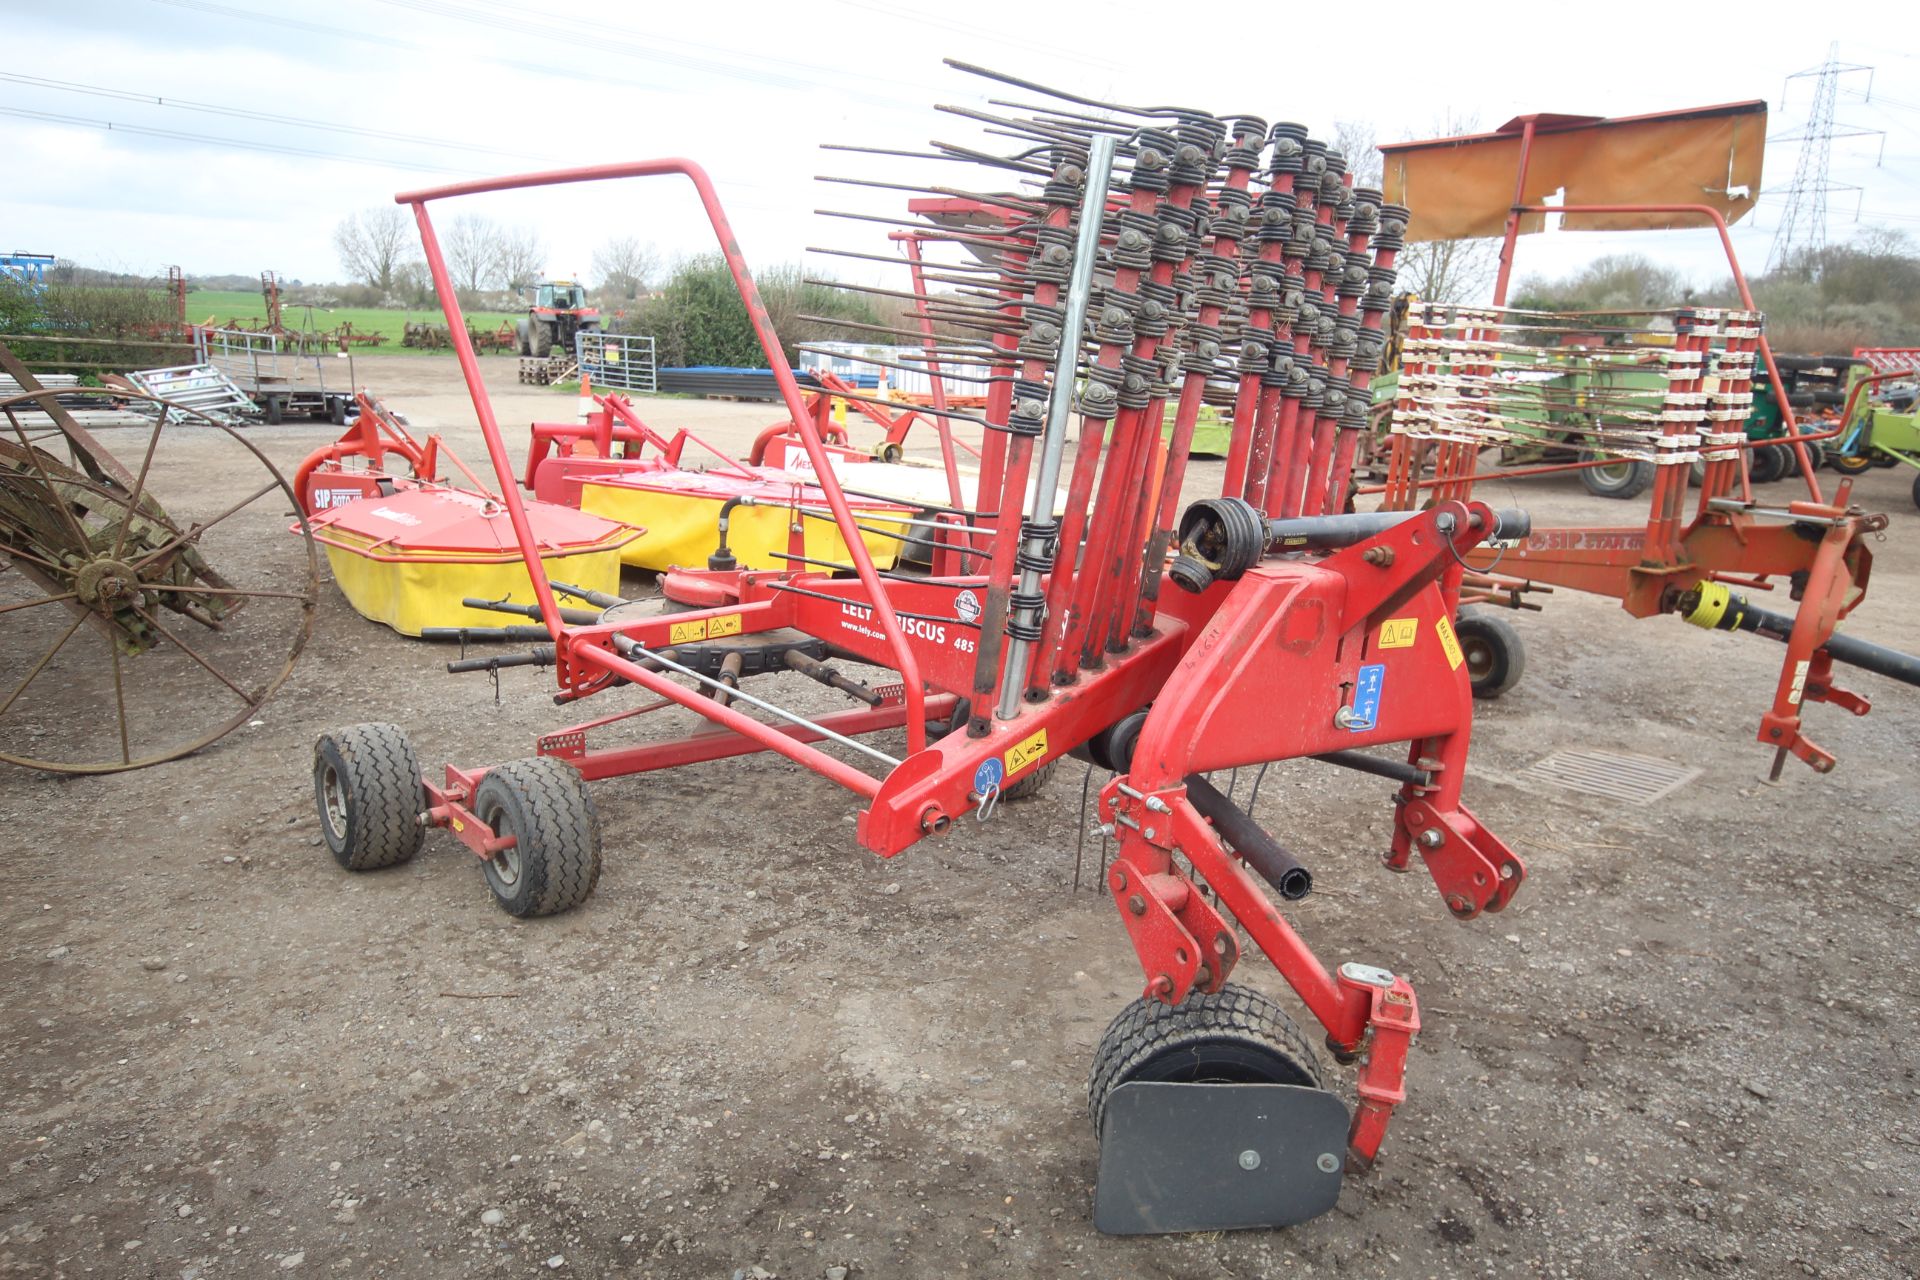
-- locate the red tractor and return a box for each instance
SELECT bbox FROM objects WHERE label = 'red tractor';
[517,278,599,359]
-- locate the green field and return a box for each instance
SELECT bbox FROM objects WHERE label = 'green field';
[187,290,523,352]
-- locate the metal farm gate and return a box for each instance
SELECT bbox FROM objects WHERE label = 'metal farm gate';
[576,331,657,392]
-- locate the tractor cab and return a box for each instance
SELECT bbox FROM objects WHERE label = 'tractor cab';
[535,280,589,312]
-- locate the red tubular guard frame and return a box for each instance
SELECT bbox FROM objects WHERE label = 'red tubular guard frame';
[396,160,929,775]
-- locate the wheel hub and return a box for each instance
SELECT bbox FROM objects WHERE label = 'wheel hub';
[73,557,140,611]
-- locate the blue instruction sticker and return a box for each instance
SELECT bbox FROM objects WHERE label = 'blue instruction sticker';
[973,757,1005,795]
[1349,663,1386,732]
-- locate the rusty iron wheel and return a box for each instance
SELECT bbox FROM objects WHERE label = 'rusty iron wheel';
[0,386,319,773]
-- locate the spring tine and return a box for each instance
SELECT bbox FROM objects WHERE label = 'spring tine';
[945,58,1206,117]
[815,175,1041,216]
[792,345,1009,385]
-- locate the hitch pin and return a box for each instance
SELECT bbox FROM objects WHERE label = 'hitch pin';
[1114,781,1172,814]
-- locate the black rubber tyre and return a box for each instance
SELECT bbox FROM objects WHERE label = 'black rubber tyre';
[1088,984,1324,1133]
[1002,758,1058,802]
[1794,440,1827,474]
[327,396,349,426]
[314,723,426,872]
[1830,449,1874,475]
[1454,609,1526,700]
[1749,443,1787,484]
[516,321,532,358]
[1578,452,1653,500]
[473,757,602,917]
[529,319,553,359]
[262,395,285,426]
[1911,470,1920,512]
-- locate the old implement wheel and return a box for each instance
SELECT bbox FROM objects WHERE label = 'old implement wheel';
[0,386,318,773]
[1577,452,1653,500]
[314,723,426,871]
[1088,984,1324,1134]
[473,757,602,917]
[1454,609,1526,699]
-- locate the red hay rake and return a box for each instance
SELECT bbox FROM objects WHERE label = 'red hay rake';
[312,64,1531,1233]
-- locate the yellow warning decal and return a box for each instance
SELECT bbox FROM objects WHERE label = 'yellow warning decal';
[1378,617,1418,649]
[669,618,708,645]
[1435,616,1465,670]
[1005,728,1049,775]
[707,612,742,639]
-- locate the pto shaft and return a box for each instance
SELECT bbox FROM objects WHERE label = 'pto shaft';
[1681,582,1920,688]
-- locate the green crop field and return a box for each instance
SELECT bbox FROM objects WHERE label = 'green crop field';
[187,290,523,352]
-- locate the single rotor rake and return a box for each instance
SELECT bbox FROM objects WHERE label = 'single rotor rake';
[312,62,1530,1233]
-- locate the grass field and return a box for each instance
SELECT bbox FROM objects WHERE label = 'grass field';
[187,290,523,352]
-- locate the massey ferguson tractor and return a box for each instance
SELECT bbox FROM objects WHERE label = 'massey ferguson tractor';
[517,278,599,360]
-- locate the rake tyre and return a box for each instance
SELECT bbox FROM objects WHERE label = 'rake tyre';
[1455,610,1526,700]
[473,757,602,917]
[314,723,426,872]
[1002,758,1058,802]
[1088,984,1324,1133]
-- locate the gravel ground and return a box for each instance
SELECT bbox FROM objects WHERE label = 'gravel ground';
[3,354,1917,1279]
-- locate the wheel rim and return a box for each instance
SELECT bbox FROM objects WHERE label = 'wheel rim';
[320,762,348,841]
[1130,1040,1314,1088]
[1462,635,1495,682]
[481,800,521,888]
[1590,461,1632,487]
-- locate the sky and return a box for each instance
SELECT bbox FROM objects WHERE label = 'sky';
[4,0,1917,300]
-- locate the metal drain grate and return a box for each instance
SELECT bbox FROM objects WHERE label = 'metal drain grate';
[1513,748,1701,804]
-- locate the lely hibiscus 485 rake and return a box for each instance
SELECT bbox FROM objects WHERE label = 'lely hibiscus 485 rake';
[313,64,1529,1233]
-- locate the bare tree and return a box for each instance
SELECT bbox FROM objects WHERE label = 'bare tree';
[1387,112,1500,304]
[1332,120,1383,189]
[592,235,659,302]
[495,224,547,295]
[1397,239,1500,304]
[332,207,416,294]
[443,214,501,295]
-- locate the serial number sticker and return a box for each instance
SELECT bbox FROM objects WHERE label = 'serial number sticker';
[706,613,742,639]
[1435,616,1465,671]
[669,618,708,645]
[1005,728,1049,775]
[1378,618,1418,649]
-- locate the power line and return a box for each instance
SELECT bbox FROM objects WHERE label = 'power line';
[0,71,552,161]
[0,105,484,175]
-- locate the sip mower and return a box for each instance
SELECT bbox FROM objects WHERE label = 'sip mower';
[313,63,1531,1234]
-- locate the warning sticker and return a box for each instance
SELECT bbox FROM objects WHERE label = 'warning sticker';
[669,618,708,645]
[1378,618,1418,649]
[1787,658,1810,706]
[707,613,742,639]
[1005,728,1049,775]
[1435,616,1465,670]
